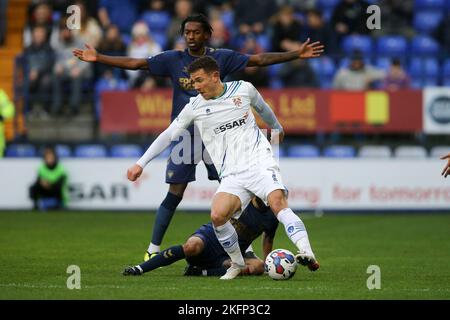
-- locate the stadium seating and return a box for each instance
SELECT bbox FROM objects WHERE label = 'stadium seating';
[358,145,392,158]
[74,145,108,158]
[317,0,340,10]
[429,146,450,158]
[442,59,450,85]
[414,0,446,9]
[110,144,143,158]
[341,35,373,55]
[287,145,320,158]
[376,36,408,57]
[55,145,72,158]
[323,145,356,158]
[141,11,171,33]
[394,146,428,158]
[413,11,443,34]
[411,36,440,56]
[5,144,37,157]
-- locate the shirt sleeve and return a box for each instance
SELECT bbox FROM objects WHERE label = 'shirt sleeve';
[136,103,195,168]
[146,51,171,77]
[221,49,250,75]
[248,82,283,131]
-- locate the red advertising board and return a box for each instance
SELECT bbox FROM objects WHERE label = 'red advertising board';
[101,89,423,134]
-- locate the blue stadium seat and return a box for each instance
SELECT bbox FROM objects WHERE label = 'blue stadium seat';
[341,35,373,55]
[317,0,340,9]
[256,34,271,51]
[413,11,443,34]
[110,144,143,158]
[74,145,108,158]
[141,11,171,33]
[411,36,439,56]
[309,57,335,77]
[376,36,408,57]
[5,144,37,157]
[221,10,234,30]
[414,0,446,9]
[375,57,392,70]
[55,145,72,158]
[152,31,168,50]
[409,58,439,77]
[323,145,356,158]
[269,78,283,89]
[287,145,320,158]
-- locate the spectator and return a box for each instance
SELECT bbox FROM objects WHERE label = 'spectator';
[23,1,58,48]
[23,25,54,116]
[302,9,338,55]
[270,5,302,52]
[332,51,385,90]
[72,0,103,48]
[0,0,7,45]
[167,0,193,49]
[209,14,231,49]
[126,22,162,86]
[98,0,143,35]
[234,0,277,36]
[29,146,68,210]
[331,0,370,40]
[382,58,410,90]
[97,24,127,79]
[278,59,319,88]
[230,34,269,88]
[52,19,92,116]
[0,89,15,157]
[373,0,414,39]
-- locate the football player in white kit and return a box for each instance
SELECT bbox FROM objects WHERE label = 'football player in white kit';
[127,56,319,280]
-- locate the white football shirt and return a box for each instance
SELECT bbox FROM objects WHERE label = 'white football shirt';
[173,81,278,178]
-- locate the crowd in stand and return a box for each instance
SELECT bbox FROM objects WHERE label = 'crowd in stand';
[19,0,450,119]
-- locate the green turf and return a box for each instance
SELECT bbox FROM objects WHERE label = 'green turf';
[0,211,449,300]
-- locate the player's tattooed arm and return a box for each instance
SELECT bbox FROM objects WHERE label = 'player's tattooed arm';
[73,44,148,70]
[247,38,324,67]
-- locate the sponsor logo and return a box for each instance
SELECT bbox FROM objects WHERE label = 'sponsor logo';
[429,96,450,124]
[232,97,243,107]
[213,116,247,134]
[287,225,295,234]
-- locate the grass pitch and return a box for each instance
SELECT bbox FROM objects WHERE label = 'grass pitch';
[0,211,449,300]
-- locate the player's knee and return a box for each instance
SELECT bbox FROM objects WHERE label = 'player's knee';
[210,209,227,226]
[268,191,287,214]
[168,183,187,197]
[183,238,203,257]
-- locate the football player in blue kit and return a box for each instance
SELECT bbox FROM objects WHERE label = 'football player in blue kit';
[123,198,277,277]
[73,14,324,261]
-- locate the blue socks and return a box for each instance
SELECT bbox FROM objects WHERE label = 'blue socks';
[139,245,185,273]
[150,192,183,247]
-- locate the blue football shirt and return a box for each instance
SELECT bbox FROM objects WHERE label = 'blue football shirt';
[147,47,249,121]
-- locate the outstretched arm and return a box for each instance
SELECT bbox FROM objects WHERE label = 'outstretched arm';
[441,153,450,178]
[247,38,324,67]
[72,44,148,70]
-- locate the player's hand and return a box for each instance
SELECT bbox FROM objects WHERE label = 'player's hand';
[441,153,450,178]
[127,164,143,181]
[72,44,98,62]
[298,38,325,59]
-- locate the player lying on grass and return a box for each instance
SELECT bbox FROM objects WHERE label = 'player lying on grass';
[127,56,319,280]
[123,198,277,277]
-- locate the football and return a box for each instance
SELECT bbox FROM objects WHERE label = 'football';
[264,248,298,280]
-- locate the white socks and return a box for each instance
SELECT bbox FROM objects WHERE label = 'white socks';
[277,208,314,256]
[148,243,160,254]
[245,244,254,253]
[214,221,245,267]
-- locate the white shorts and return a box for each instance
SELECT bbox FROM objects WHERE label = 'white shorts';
[216,164,286,215]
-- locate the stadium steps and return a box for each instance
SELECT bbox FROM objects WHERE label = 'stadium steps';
[25,105,96,142]
[0,0,30,142]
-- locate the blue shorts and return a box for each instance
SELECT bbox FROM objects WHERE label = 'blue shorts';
[186,223,229,268]
[165,138,219,184]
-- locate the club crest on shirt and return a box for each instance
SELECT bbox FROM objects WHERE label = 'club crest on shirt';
[232,97,242,107]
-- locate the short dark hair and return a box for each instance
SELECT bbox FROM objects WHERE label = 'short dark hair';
[180,14,213,36]
[187,56,220,74]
